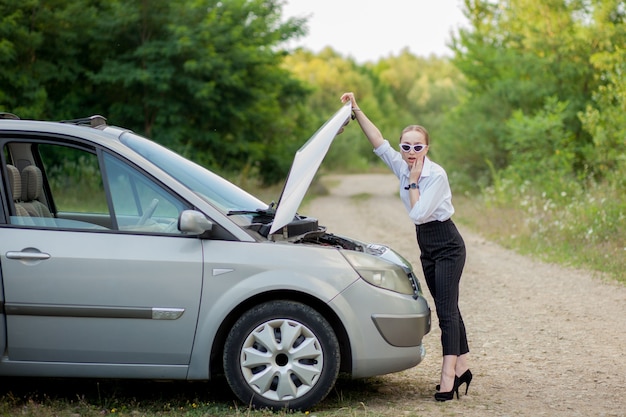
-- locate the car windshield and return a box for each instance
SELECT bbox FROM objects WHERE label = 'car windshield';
[120,132,268,221]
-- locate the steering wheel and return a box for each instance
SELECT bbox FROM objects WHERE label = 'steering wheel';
[137,198,159,225]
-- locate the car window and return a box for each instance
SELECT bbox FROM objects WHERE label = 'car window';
[3,141,188,234]
[102,152,187,233]
[40,144,108,215]
[120,132,267,215]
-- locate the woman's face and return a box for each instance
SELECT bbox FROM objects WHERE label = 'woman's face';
[399,130,428,167]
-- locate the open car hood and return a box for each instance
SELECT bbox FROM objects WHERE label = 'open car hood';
[269,102,352,235]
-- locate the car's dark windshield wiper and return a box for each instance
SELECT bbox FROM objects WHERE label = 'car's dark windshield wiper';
[227,202,276,217]
[226,208,274,216]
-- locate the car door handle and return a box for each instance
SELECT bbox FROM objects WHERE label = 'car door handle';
[6,250,51,261]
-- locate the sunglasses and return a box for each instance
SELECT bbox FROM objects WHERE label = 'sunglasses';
[399,143,427,153]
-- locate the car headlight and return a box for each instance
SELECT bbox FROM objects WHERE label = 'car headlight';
[341,250,415,295]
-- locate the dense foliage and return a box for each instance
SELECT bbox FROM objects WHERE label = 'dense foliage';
[0,0,310,184]
[439,0,625,278]
[443,0,626,188]
[282,48,465,172]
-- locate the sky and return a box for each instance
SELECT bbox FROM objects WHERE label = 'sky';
[281,0,469,63]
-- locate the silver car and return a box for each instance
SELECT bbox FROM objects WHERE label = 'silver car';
[0,103,430,410]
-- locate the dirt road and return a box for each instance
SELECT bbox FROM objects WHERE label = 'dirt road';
[308,173,626,417]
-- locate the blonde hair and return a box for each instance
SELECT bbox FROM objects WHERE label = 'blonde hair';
[400,125,430,145]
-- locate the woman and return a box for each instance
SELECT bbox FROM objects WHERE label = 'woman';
[340,92,472,401]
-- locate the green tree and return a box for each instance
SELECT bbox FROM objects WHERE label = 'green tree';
[0,0,102,118]
[372,50,465,163]
[579,0,626,186]
[580,48,626,185]
[444,0,612,186]
[0,0,311,185]
[283,47,385,171]
[284,48,465,172]
[88,0,310,184]
[504,97,576,184]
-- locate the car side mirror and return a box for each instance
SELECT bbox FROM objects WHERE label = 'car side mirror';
[179,210,213,235]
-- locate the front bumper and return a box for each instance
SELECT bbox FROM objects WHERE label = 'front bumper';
[372,310,431,347]
[329,277,431,378]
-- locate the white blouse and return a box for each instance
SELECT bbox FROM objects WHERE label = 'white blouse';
[374,140,455,225]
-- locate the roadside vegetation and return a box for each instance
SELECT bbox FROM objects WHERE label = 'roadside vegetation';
[0,0,624,415]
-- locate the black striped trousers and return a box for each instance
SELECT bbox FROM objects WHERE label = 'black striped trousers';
[416,219,469,357]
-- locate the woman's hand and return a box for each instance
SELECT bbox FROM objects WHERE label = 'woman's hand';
[339,92,385,148]
[341,92,358,109]
[409,154,425,183]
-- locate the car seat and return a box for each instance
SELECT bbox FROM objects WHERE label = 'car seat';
[21,165,54,218]
[6,164,34,224]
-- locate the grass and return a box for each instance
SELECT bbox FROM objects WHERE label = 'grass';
[453,184,626,284]
[0,376,403,417]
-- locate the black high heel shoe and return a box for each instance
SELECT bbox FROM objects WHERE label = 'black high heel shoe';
[436,369,472,394]
[434,376,459,402]
[457,369,473,395]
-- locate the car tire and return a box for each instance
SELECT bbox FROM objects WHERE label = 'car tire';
[223,300,340,411]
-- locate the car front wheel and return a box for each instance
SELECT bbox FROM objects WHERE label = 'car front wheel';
[223,300,340,411]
